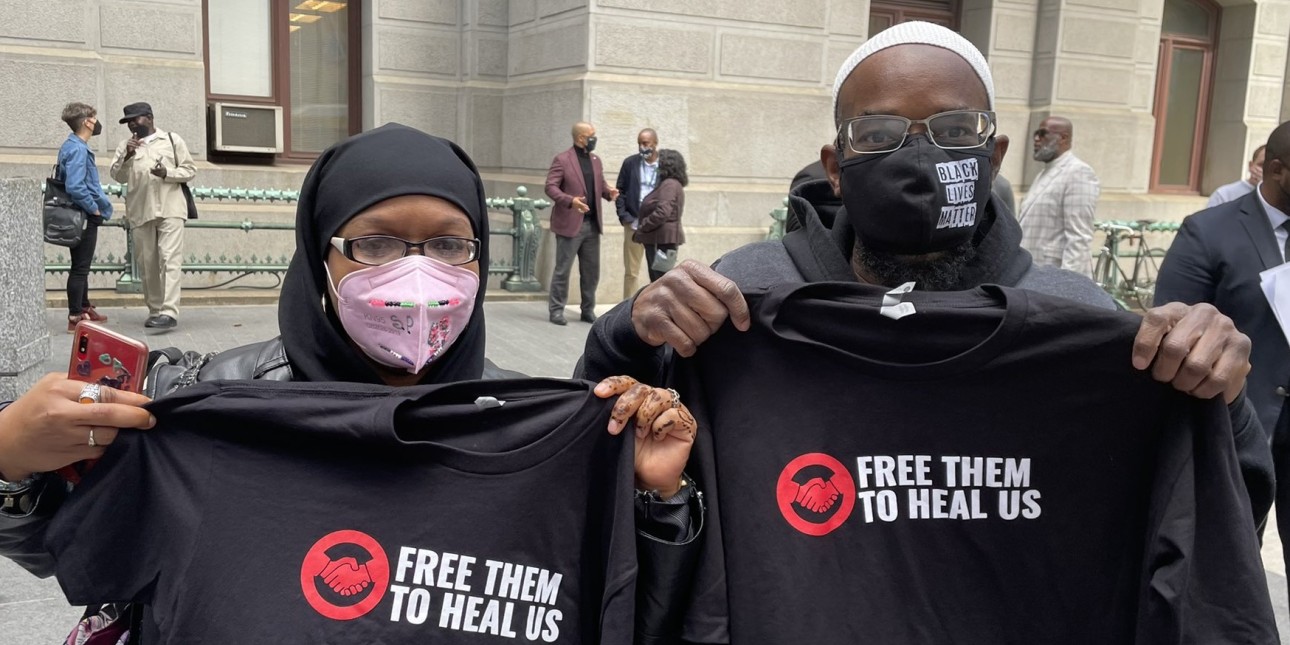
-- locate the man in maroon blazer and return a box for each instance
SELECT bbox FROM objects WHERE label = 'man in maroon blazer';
[545,121,619,325]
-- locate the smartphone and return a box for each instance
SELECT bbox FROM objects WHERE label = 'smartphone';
[61,323,148,483]
[68,322,148,394]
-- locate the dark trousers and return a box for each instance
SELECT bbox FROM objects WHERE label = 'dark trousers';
[66,217,100,317]
[549,218,600,316]
[644,243,678,283]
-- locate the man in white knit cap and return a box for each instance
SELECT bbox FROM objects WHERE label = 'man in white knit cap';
[575,21,1269,642]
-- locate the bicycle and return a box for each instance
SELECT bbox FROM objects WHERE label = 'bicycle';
[1092,220,1175,310]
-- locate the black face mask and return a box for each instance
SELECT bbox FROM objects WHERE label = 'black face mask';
[639,146,654,157]
[130,123,150,138]
[90,120,102,136]
[584,136,597,153]
[838,135,995,255]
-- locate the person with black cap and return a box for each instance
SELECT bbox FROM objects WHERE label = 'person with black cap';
[109,101,197,331]
[0,124,700,642]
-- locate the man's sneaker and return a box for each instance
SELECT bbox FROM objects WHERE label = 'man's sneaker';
[67,314,87,333]
[145,314,177,329]
[82,305,108,323]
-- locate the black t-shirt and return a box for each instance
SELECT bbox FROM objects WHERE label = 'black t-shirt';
[675,283,1276,644]
[47,378,636,644]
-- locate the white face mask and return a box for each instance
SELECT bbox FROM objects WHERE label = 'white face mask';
[326,255,479,374]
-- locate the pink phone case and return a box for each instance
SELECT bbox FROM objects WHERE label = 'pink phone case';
[67,322,148,394]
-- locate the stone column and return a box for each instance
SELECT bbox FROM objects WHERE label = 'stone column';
[1017,0,1161,211]
[362,0,469,136]
[963,0,1042,186]
[1205,0,1290,192]
[575,0,850,300]
[0,178,50,401]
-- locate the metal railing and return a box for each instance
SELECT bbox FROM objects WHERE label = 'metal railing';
[45,184,550,293]
[766,197,790,241]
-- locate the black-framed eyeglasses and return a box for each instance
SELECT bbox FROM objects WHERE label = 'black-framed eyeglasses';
[330,235,481,267]
[836,110,996,155]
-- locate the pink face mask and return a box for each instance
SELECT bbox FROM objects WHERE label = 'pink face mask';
[327,255,479,374]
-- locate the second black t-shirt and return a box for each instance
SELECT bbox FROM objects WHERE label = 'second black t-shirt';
[675,283,1275,644]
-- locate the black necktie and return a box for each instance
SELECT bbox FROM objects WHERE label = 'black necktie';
[1283,221,1290,263]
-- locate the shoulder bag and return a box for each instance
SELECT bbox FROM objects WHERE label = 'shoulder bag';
[44,164,86,247]
[167,133,198,219]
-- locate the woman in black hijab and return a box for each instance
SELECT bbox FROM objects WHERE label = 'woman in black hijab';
[0,125,701,640]
[280,123,491,386]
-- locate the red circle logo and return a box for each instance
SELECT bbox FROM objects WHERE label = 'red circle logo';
[300,530,390,620]
[776,453,856,536]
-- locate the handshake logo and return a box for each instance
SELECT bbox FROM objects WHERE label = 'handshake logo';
[793,477,842,514]
[300,530,392,620]
[318,556,374,597]
[775,453,857,536]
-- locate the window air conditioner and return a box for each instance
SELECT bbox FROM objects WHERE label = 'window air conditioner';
[210,102,284,153]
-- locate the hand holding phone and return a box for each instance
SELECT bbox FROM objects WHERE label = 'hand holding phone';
[68,322,148,393]
[59,322,149,483]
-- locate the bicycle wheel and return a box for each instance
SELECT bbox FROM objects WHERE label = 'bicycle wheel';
[1129,248,1167,309]
[1092,249,1116,292]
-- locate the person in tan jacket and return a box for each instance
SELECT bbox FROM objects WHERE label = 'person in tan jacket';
[633,149,687,283]
[110,102,197,330]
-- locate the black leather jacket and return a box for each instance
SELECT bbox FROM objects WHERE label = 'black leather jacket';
[0,337,701,643]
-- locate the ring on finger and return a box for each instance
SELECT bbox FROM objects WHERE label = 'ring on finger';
[666,388,681,409]
[78,383,102,405]
[88,428,97,447]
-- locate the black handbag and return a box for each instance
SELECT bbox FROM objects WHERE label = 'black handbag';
[168,132,198,219]
[43,165,86,247]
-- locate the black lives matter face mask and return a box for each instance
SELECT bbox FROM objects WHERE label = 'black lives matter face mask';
[839,136,995,255]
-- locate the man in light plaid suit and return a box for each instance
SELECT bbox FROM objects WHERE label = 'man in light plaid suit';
[1017,116,1099,277]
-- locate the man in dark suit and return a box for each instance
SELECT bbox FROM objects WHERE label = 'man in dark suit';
[1155,120,1290,560]
[545,121,619,325]
[615,128,659,299]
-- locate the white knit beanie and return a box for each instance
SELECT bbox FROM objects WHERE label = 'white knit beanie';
[832,21,995,116]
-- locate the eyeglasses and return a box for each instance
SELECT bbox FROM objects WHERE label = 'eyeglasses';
[836,110,996,155]
[330,235,480,266]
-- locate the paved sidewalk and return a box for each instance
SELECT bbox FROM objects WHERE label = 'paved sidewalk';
[3,300,1289,642]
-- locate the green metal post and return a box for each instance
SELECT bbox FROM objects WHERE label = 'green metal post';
[767,197,789,241]
[502,186,547,292]
[111,184,143,294]
[114,223,143,293]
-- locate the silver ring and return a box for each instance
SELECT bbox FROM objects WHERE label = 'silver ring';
[78,383,101,405]
[88,429,97,447]
[666,388,681,409]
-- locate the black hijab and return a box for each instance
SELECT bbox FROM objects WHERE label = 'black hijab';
[278,123,489,385]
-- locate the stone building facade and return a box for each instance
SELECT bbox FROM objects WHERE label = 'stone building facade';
[3,0,1289,301]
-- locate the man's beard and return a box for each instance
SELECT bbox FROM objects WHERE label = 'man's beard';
[1033,142,1060,162]
[851,239,977,292]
